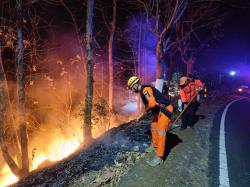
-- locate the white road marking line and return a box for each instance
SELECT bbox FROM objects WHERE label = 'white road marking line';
[219,98,244,187]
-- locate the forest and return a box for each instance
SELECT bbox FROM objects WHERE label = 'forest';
[0,0,230,186]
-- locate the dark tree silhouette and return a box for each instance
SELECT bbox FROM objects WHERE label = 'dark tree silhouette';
[84,0,95,143]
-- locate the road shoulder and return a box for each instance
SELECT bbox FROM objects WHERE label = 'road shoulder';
[118,95,232,187]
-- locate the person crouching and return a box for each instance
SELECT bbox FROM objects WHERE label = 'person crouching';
[127,76,173,166]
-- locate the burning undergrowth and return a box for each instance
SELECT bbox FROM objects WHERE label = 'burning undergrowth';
[12,116,151,187]
[0,47,135,186]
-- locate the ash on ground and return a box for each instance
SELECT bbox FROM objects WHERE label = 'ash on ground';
[14,115,152,187]
[14,91,233,187]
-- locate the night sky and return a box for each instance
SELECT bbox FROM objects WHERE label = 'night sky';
[197,1,250,81]
[3,0,250,82]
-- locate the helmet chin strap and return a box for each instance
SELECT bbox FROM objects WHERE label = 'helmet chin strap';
[132,83,141,93]
[137,84,141,92]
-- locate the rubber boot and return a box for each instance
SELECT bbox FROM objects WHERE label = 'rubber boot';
[146,156,163,166]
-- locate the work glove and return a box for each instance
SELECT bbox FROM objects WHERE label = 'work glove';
[196,86,203,92]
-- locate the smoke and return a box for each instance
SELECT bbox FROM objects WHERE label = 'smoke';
[0,32,83,178]
[0,29,138,181]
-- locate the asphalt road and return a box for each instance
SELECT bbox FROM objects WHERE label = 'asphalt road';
[209,98,250,187]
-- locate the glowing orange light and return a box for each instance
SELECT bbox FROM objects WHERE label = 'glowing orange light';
[0,103,124,187]
[0,164,19,187]
[0,137,81,186]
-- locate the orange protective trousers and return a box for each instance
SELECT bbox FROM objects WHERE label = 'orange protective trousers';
[151,105,173,157]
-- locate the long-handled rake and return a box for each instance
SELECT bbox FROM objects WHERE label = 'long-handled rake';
[169,92,198,131]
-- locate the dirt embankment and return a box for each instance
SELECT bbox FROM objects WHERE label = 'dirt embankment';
[13,116,150,187]
[14,92,234,187]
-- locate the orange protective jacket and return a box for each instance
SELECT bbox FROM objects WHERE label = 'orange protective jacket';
[180,79,203,103]
[140,85,171,114]
[180,81,197,103]
[140,85,172,158]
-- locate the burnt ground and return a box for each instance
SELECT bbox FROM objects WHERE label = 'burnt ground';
[12,92,237,187]
[13,116,152,187]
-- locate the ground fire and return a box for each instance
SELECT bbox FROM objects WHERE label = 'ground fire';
[1,0,250,186]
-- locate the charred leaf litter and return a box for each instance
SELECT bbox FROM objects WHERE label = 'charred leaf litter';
[14,115,152,187]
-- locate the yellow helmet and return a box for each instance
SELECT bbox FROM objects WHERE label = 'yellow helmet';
[128,76,140,89]
[179,76,188,86]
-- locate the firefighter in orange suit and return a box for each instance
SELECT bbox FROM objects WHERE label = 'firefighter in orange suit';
[128,76,173,166]
[179,76,203,129]
[187,73,204,100]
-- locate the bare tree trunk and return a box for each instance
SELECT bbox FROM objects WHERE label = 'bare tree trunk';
[17,0,29,175]
[142,21,146,83]
[155,37,164,92]
[156,38,164,79]
[137,14,142,114]
[101,61,104,96]
[108,0,116,112]
[83,0,94,144]
[167,53,175,95]
[186,58,194,75]
[0,47,21,166]
[0,47,23,177]
[186,63,192,75]
[143,23,148,82]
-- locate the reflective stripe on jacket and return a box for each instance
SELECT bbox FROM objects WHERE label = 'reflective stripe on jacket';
[140,85,171,114]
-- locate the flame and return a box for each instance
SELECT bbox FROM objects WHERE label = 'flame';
[31,154,47,170]
[0,135,81,187]
[0,114,125,186]
[0,164,19,187]
[44,137,81,162]
[30,136,81,171]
